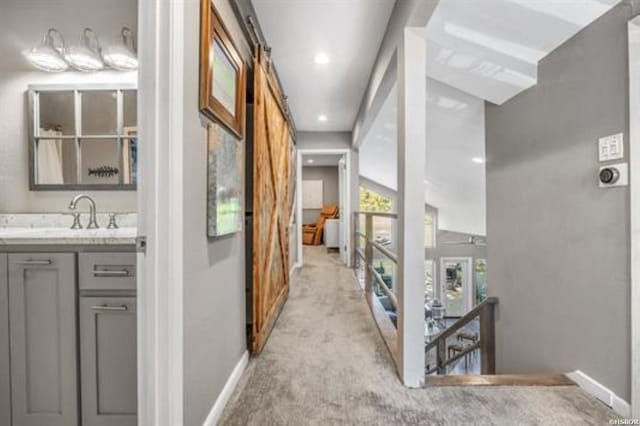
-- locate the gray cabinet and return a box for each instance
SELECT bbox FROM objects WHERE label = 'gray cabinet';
[79,297,137,426]
[0,254,10,426]
[8,253,78,426]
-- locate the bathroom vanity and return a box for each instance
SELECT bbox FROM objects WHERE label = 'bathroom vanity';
[0,214,138,426]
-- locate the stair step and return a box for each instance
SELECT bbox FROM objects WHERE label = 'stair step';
[426,374,576,387]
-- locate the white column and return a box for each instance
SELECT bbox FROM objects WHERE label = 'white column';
[396,27,426,387]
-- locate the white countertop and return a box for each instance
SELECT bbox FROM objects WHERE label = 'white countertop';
[0,213,137,245]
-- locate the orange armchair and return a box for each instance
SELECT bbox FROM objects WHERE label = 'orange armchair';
[303,204,339,245]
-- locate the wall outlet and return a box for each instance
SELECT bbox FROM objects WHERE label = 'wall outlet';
[599,162,628,188]
[598,133,624,162]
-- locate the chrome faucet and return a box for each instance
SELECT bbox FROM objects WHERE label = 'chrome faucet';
[68,194,99,229]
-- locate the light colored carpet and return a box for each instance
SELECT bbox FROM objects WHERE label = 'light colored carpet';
[220,246,618,425]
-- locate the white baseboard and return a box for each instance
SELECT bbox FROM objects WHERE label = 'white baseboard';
[290,262,302,276]
[567,370,631,417]
[203,351,249,426]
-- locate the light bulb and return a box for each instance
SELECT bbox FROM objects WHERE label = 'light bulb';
[102,27,138,71]
[65,28,104,72]
[26,29,68,72]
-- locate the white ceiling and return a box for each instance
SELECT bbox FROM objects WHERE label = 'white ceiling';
[359,79,486,235]
[252,0,395,131]
[302,154,343,167]
[425,0,621,104]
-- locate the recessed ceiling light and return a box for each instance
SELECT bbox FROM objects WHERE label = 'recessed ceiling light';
[314,52,330,65]
[472,157,485,164]
[318,114,328,122]
[307,158,314,164]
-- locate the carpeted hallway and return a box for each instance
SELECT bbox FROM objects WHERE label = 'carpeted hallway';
[220,246,618,425]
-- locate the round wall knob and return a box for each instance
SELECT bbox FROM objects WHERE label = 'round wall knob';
[599,167,620,184]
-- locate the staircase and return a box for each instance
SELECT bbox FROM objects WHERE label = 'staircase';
[425,297,575,387]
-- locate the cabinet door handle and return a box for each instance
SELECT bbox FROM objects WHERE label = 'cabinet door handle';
[13,260,52,265]
[90,304,128,312]
[92,269,131,277]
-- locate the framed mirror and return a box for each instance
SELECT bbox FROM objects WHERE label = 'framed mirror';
[28,84,137,190]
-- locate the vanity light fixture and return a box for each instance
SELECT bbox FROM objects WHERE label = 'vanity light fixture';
[102,27,138,71]
[318,114,328,122]
[65,28,104,72]
[26,28,69,72]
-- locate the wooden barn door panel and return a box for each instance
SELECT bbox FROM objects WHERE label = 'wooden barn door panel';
[251,48,291,354]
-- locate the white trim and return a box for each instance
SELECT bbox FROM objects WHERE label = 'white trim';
[203,351,249,426]
[137,0,184,424]
[296,149,352,267]
[567,370,631,417]
[628,16,640,419]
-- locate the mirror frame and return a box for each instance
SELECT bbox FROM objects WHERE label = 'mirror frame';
[28,83,137,191]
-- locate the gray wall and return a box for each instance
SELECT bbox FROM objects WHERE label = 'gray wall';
[302,166,339,224]
[0,0,138,213]
[297,131,352,150]
[181,0,251,424]
[485,3,631,401]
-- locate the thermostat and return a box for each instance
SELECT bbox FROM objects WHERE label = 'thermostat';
[599,163,628,188]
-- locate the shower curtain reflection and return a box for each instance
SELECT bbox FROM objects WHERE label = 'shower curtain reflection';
[36,128,64,184]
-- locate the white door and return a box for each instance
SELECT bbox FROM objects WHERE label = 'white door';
[440,257,473,317]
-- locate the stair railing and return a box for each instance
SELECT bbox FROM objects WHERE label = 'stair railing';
[425,297,499,375]
[353,211,398,301]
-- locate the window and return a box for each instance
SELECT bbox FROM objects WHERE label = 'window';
[424,259,435,303]
[475,259,488,303]
[425,212,436,248]
[359,186,391,212]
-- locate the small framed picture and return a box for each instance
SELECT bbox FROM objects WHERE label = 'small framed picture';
[199,0,246,139]
[206,123,244,237]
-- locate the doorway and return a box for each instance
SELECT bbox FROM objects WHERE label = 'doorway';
[439,257,473,317]
[296,149,351,268]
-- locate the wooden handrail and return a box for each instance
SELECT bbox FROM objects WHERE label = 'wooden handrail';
[425,297,498,375]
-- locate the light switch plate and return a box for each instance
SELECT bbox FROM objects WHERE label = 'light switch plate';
[599,162,628,188]
[598,133,624,162]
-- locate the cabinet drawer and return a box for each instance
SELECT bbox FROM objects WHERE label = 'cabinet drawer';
[79,253,136,291]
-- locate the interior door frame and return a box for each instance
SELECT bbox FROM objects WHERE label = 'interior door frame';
[627,16,640,418]
[296,148,352,268]
[439,257,473,318]
[137,0,185,424]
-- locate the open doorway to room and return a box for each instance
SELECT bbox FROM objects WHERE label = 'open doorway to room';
[296,149,351,267]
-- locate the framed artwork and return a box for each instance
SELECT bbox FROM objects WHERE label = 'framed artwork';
[302,180,323,209]
[207,123,244,237]
[199,0,246,139]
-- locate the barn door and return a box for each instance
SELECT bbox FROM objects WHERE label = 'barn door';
[251,47,292,354]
